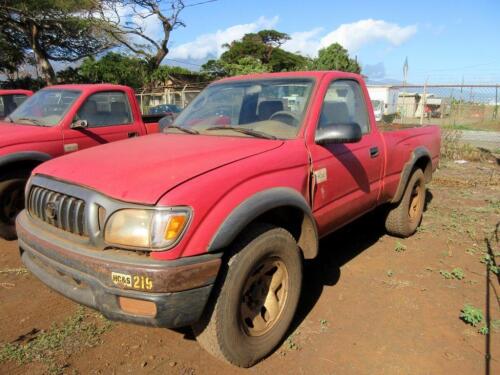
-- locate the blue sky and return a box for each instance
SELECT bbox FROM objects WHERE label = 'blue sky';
[147,0,500,83]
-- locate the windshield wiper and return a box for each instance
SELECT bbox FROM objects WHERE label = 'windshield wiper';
[164,125,199,135]
[206,126,277,140]
[15,117,46,126]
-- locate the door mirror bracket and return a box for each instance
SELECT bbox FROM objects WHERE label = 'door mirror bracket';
[71,119,88,129]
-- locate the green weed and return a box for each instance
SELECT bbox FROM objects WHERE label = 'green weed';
[481,254,499,275]
[283,333,300,351]
[440,270,453,279]
[478,326,489,335]
[0,307,112,374]
[451,268,465,280]
[440,268,465,280]
[394,242,407,253]
[0,268,28,276]
[460,304,484,327]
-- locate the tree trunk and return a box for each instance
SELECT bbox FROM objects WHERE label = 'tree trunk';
[28,22,56,85]
[153,47,167,70]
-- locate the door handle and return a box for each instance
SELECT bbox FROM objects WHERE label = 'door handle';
[128,132,139,138]
[370,146,379,158]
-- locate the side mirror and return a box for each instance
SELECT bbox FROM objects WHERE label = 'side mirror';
[71,119,88,129]
[158,115,173,132]
[315,122,362,145]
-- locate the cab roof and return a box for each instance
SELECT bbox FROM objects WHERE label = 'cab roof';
[41,83,134,94]
[214,70,363,84]
[0,89,33,96]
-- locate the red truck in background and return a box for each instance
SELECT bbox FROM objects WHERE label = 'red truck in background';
[17,71,440,367]
[0,89,33,120]
[0,84,161,239]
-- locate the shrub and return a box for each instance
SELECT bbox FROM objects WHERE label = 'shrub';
[460,304,483,327]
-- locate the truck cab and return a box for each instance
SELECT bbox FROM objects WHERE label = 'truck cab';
[0,84,160,239]
[0,89,33,120]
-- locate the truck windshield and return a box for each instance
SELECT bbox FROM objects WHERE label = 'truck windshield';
[8,90,81,127]
[172,79,314,139]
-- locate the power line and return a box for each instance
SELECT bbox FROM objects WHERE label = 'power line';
[165,58,203,67]
[183,0,218,8]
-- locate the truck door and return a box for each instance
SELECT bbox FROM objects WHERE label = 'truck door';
[62,91,141,153]
[308,79,384,234]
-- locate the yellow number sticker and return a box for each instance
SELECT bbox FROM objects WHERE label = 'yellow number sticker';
[132,275,153,290]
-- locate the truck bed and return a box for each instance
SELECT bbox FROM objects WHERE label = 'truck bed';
[380,124,441,203]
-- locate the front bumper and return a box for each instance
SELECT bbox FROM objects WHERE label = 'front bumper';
[17,211,221,328]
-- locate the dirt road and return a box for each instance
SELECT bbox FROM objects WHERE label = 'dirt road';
[1,160,499,374]
[461,130,500,151]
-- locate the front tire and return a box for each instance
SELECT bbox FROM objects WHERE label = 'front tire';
[385,168,426,237]
[193,224,302,367]
[0,172,28,240]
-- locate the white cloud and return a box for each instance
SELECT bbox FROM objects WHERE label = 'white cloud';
[319,19,417,52]
[127,16,416,64]
[168,16,279,60]
[282,28,323,57]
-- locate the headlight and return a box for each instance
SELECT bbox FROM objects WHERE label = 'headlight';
[104,208,191,250]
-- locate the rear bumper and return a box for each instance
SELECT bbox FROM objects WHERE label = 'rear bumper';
[17,211,221,328]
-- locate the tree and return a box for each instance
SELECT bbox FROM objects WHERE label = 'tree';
[0,1,114,84]
[100,0,187,70]
[311,43,361,73]
[222,57,270,76]
[79,53,148,90]
[201,59,227,79]
[0,31,25,74]
[203,29,307,77]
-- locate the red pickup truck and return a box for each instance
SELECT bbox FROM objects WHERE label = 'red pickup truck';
[0,84,161,239]
[0,89,33,120]
[17,71,440,367]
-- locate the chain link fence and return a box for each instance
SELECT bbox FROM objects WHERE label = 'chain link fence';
[136,87,203,115]
[368,84,500,131]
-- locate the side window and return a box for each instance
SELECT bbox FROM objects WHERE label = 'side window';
[77,91,132,128]
[13,94,28,107]
[318,80,370,134]
[0,94,27,118]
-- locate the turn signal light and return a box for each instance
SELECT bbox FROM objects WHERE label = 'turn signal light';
[165,215,187,241]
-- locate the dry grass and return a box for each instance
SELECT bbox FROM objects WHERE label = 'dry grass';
[440,129,493,162]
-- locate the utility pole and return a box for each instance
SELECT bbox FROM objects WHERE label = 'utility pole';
[420,79,428,126]
[402,57,409,124]
[494,85,498,120]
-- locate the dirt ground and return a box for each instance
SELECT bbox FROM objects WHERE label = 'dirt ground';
[1,159,499,375]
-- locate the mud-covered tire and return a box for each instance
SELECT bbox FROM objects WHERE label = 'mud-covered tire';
[193,224,302,367]
[0,171,30,240]
[385,168,426,237]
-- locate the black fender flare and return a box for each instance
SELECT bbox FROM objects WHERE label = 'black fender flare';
[0,151,52,170]
[208,187,319,259]
[391,146,431,203]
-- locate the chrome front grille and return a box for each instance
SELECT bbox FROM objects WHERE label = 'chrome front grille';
[28,186,88,237]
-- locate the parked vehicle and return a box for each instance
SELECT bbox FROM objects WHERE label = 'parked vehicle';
[0,89,33,120]
[0,84,162,239]
[17,71,440,367]
[149,103,182,117]
[367,86,399,121]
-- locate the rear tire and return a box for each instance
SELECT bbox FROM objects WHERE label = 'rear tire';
[385,168,426,237]
[193,224,302,367]
[0,170,30,240]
